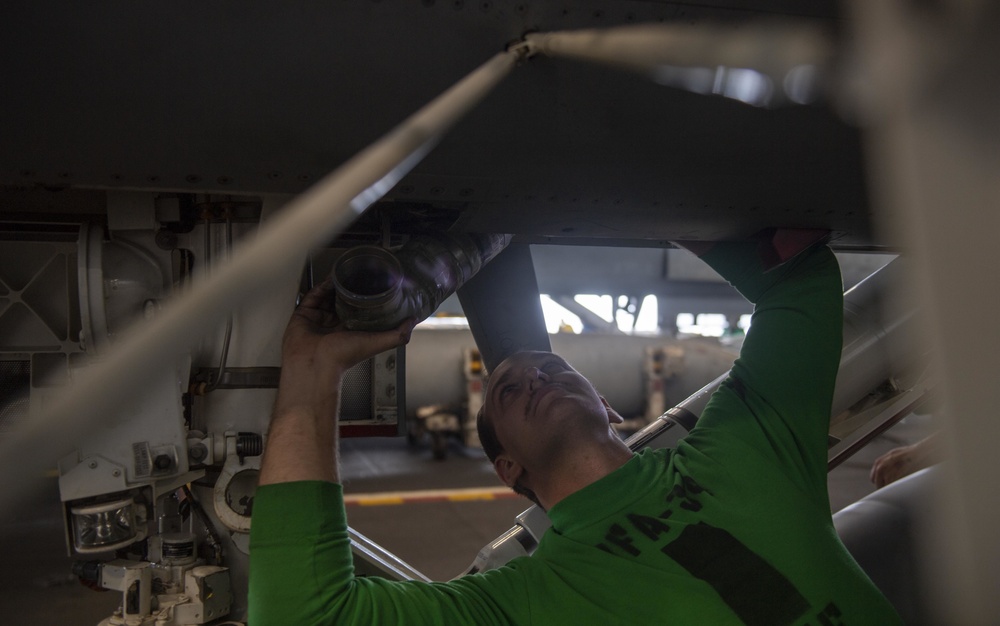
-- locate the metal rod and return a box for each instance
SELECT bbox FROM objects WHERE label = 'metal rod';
[0,48,525,509]
[206,218,234,393]
[525,23,832,107]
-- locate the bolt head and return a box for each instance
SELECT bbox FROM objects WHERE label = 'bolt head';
[189,444,208,462]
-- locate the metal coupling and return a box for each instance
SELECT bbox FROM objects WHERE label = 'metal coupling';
[332,232,512,331]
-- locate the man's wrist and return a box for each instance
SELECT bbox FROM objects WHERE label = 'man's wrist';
[273,369,343,423]
[272,398,337,422]
[260,404,341,485]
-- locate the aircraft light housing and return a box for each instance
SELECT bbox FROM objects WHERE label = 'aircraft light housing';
[69,497,137,553]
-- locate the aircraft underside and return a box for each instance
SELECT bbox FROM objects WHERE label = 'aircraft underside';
[1,1,998,623]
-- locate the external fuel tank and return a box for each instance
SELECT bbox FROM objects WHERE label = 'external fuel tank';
[405,327,739,419]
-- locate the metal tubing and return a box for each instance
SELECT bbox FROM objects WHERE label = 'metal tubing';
[206,218,234,393]
[834,257,923,416]
[332,232,512,331]
[0,48,524,509]
[457,243,553,372]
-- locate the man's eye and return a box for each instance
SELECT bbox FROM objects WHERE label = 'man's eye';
[500,384,516,399]
[541,362,563,374]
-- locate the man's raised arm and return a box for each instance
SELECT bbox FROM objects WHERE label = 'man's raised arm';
[259,279,414,486]
[677,234,844,494]
[250,280,413,625]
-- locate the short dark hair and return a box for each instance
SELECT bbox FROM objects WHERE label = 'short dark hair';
[476,404,541,507]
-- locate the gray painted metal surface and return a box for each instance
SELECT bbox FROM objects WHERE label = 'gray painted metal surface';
[1,1,874,247]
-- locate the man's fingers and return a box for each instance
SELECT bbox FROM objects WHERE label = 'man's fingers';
[328,318,416,370]
[297,278,337,311]
[869,460,882,485]
[358,318,416,355]
[287,279,343,334]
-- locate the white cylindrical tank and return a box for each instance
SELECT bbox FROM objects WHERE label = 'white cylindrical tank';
[405,328,738,419]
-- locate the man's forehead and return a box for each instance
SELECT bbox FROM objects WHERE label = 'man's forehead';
[485,351,549,404]
[493,350,562,374]
[482,351,588,424]
[487,351,570,393]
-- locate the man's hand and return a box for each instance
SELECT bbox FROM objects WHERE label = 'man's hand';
[869,433,942,488]
[275,279,414,418]
[260,279,414,486]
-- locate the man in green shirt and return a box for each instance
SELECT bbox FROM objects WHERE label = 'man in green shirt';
[249,238,902,625]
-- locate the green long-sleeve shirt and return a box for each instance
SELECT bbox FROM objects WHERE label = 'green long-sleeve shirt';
[249,243,902,625]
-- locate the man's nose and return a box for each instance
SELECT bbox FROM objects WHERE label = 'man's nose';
[524,366,548,390]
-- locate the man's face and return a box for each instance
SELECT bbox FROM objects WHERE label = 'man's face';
[484,351,620,480]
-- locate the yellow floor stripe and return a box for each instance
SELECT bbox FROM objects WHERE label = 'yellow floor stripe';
[448,493,495,502]
[344,486,516,506]
[357,497,406,506]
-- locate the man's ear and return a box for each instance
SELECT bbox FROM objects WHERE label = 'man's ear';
[600,396,624,424]
[494,454,524,489]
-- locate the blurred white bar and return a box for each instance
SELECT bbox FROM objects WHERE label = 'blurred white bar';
[0,48,523,509]
[525,22,832,106]
[850,1,1000,622]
